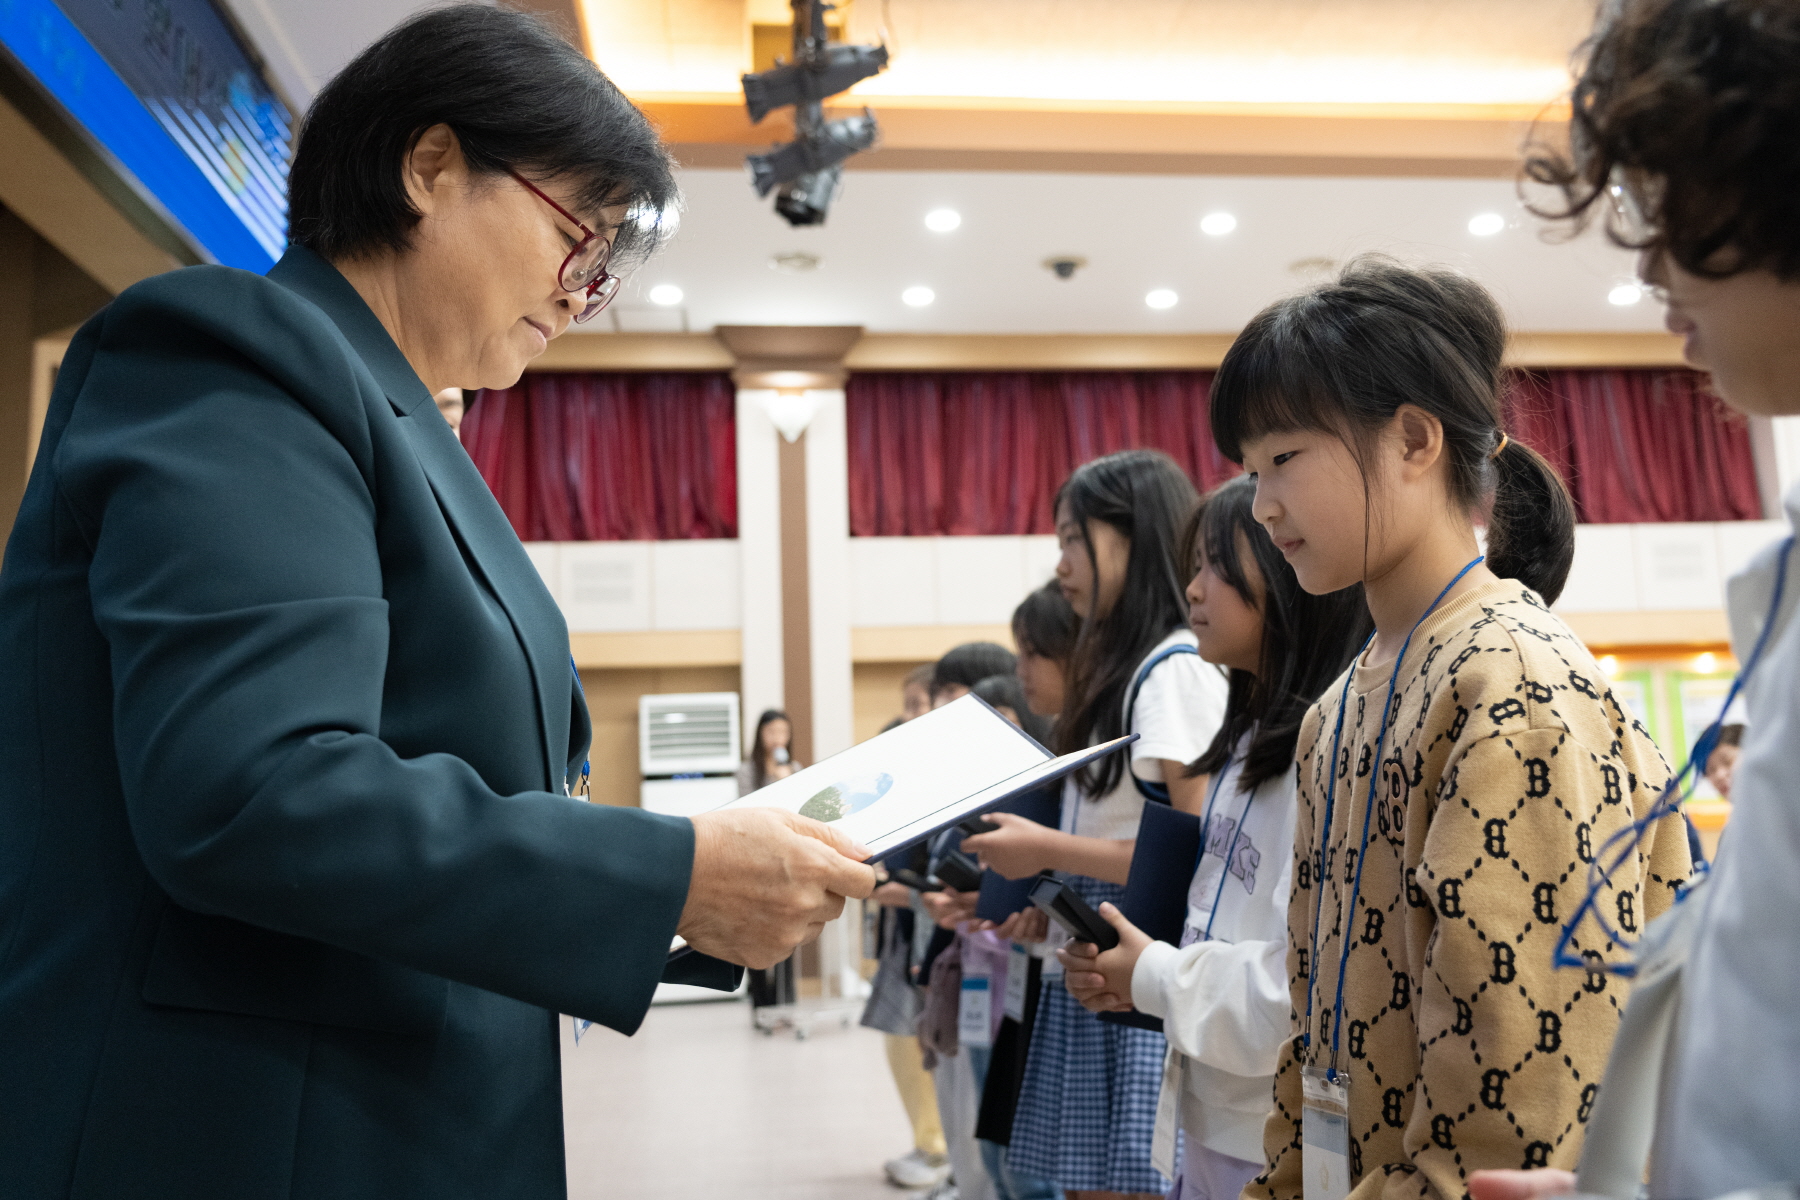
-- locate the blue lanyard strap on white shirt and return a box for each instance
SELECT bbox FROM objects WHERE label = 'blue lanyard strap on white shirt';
[1553,534,1796,974]
[1126,642,1202,805]
[1304,556,1485,1078]
[1194,753,1258,943]
[1069,640,1199,836]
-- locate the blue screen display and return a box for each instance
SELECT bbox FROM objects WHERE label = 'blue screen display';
[0,0,292,271]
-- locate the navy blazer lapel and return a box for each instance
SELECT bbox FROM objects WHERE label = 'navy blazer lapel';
[266,248,565,790]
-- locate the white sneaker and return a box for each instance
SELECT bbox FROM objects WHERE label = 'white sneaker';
[884,1149,951,1190]
[922,1183,960,1200]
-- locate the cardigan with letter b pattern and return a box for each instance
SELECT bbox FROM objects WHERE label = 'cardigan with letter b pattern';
[1245,578,1690,1200]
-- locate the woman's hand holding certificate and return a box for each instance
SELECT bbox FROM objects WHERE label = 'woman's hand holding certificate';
[678,809,879,970]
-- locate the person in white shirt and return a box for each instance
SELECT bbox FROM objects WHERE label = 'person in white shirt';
[1466,4,1800,1199]
[966,450,1229,1200]
[1059,475,1369,1200]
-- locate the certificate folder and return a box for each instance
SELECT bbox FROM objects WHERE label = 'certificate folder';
[1098,799,1203,1033]
[1118,800,1202,947]
[669,695,1135,958]
[713,694,1134,861]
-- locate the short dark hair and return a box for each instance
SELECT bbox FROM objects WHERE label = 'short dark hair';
[1011,580,1078,664]
[932,643,1017,699]
[1184,476,1371,792]
[1053,449,1199,798]
[1209,255,1577,605]
[972,673,1053,747]
[288,4,678,264]
[1525,0,1800,281]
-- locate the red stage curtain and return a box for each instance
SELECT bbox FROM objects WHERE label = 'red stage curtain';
[1506,369,1761,524]
[461,373,737,541]
[848,371,1236,536]
[847,368,1760,536]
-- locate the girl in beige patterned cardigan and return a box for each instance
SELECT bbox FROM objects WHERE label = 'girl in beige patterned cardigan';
[1206,256,1692,1200]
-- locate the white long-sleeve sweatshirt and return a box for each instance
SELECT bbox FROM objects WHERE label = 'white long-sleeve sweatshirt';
[1130,736,1294,1171]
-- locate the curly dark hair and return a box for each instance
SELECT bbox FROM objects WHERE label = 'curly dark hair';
[1524,0,1800,280]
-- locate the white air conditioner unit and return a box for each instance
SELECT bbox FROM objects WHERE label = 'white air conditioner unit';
[639,692,741,818]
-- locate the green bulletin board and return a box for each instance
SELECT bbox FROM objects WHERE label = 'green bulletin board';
[1602,662,1736,799]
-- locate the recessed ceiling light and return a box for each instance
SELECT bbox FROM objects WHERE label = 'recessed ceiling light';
[1145,288,1179,309]
[648,284,684,306]
[1200,212,1237,236]
[1608,283,1644,306]
[1468,212,1506,237]
[902,285,936,307]
[924,208,962,232]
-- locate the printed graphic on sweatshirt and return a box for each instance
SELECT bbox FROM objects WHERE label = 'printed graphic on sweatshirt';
[1192,815,1262,900]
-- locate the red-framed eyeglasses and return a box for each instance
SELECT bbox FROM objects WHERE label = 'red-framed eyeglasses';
[509,170,621,323]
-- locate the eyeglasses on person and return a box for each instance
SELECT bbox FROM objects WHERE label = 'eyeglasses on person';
[508,170,621,323]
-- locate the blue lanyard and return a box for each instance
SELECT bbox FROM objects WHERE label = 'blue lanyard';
[1304,556,1485,1077]
[1194,753,1258,943]
[1553,534,1796,974]
[568,656,591,798]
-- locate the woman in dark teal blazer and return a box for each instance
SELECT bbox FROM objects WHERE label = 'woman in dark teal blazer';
[0,8,873,1198]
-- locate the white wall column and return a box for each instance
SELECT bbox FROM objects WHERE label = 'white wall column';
[803,389,854,761]
[1750,415,1800,518]
[735,389,784,750]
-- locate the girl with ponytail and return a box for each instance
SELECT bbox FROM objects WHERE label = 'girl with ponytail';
[1208,255,1691,1200]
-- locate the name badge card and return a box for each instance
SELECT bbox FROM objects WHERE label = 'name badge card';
[1302,1066,1351,1200]
[1004,945,1030,1022]
[958,975,993,1049]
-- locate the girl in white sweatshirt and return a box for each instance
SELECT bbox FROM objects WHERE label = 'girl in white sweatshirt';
[1060,475,1368,1200]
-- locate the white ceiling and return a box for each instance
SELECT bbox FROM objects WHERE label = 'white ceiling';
[222,0,1657,338]
[220,0,414,102]
[597,168,1660,336]
[597,0,1596,107]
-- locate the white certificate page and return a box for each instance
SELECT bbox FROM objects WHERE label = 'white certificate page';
[718,694,1050,855]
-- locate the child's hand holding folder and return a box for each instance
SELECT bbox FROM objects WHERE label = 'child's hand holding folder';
[960,811,1062,879]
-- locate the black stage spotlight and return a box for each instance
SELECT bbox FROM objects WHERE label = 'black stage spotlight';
[747,108,879,197]
[742,42,889,124]
[742,0,887,225]
[773,167,842,226]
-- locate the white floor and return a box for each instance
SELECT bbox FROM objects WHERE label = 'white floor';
[561,997,915,1199]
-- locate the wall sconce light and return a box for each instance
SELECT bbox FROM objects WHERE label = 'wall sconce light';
[760,389,823,443]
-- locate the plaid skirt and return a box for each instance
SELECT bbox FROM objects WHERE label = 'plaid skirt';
[1007,877,1170,1195]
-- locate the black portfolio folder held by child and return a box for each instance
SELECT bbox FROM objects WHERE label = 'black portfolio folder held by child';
[973,784,1064,922]
[1098,799,1204,1033]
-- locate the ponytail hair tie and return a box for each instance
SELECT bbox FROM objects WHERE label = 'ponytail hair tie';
[1490,432,1509,461]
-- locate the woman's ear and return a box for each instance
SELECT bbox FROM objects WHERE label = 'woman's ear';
[402,123,466,215]
[1393,404,1445,481]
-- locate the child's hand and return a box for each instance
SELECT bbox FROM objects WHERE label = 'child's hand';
[961,812,1055,879]
[919,886,979,929]
[1467,1170,1576,1200]
[1059,902,1151,1014]
[871,881,913,908]
[979,907,1050,944]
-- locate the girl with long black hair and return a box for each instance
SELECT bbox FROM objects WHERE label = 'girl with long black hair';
[1060,475,1369,1200]
[1207,256,1689,1200]
[967,449,1229,1200]
[736,709,800,796]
